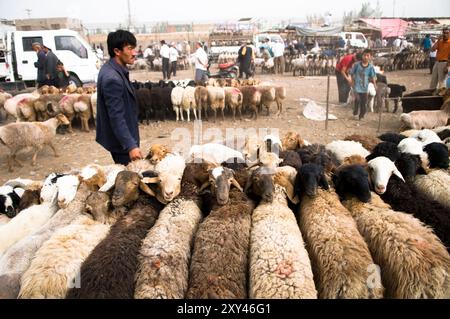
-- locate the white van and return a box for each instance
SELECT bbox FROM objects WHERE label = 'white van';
[1,29,100,86]
[339,32,368,49]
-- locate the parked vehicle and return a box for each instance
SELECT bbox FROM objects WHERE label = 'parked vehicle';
[338,32,368,48]
[0,28,101,89]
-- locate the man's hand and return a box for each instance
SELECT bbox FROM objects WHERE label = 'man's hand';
[129,147,143,161]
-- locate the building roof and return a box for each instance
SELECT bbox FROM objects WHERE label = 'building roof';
[358,18,409,38]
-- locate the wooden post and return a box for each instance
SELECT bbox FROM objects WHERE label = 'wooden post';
[325,73,330,130]
[377,98,383,132]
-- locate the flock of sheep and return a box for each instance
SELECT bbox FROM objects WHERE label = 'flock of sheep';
[0,126,449,299]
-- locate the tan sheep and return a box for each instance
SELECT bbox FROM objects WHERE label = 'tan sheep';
[224,87,243,121]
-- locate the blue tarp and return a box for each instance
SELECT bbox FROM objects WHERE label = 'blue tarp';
[286,24,343,37]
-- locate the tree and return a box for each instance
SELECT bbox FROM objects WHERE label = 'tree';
[342,1,383,23]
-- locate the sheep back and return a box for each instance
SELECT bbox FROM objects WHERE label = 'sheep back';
[414,170,450,209]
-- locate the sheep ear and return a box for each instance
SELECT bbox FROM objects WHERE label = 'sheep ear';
[393,168,405,183]
[139,181,156,197]
[199,180,211,193]
[230,178,243,192]
[244,175,253,193]
[141,177,160,184]
[283,182,300,205]
[319,174,329,190]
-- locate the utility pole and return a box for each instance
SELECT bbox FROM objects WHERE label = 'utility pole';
[25,9,32,19]
[127,0,132,31]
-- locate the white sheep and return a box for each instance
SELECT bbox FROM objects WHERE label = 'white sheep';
[249,168,317,299]
[206,86,225,122]
[188,143,244,165]
[414,169,450,209]
[400,105,450,131]
[3,92,40,122]
[410,129,443,146]
[181,86,197,121]
[171,86,184,121]
[325,140,370,163]
[398,137,424,155]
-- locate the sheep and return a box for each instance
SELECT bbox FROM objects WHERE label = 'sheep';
[295,163,329,198]
[333,164,372,203]
[3,92,40,122]
[394,152,428,182]
[194,86,208,120]
[437,129,450,140]
[344,134,381,152]
[17,215,111,299]
[368,157,450,251]
[0,92,12,119]
[0,173,63,257]
[298,185,384,299]
[366,142,400,162]
[224,87,243,121]
[325,140,370,164]
[239,86,261,120]
[410,129,443,146]
[145,144,171,165]
[188,143,244,165]
[342,193,450,298]
[279,150,302,170]
[181,86,197,121]
[378,132,406,145]
[246,167,317,298]
[33,93,63,121]
[423,143,449,169]
[90,92,97,121]
[186,163,254,298]
[0,185,24,218]
[206,86,225,122]
[400,103,450,130]
[150,86,174,121]
[0,180,97,299]
[66,171,163,299]
[398,138,424,155]
[171,86,184,121]
[0,114,70,171]
[296,144,340,176]
[256,86,276,116]
[281,131,309,150]
[134,163,209,299]
[136,88,152,125]
[414,170,450,209]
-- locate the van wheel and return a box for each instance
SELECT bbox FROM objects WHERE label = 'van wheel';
[68,75,82,87]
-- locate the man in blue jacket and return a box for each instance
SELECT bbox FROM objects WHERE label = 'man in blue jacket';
[32,42,46,88]
[96,30,142,165]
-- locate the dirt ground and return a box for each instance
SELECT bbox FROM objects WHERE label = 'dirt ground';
[0,68,431,184]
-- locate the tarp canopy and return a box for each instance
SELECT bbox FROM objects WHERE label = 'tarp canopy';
[359,18,409,38]
[286,24,343,37]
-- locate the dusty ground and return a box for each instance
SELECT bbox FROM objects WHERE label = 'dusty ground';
[0,68,431,184]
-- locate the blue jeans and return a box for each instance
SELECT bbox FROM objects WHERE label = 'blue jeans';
[195,69,208,85]
[111,152,131,165]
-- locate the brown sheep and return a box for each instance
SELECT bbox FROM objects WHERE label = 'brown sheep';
[239,86,261,120]
[344,134,382,152]
[281,131,308,150]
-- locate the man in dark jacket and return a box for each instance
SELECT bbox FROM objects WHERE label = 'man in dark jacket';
[237,41,254,79]
[32,42,46,87]
[42,45,59,86]
[96,30,142,165]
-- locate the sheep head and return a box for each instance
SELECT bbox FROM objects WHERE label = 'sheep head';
[296,163,329,198]
[395,153,428,182]
[40,173,65,204]
[85,191,111,223]
[281,131,305,150]
[200,166,243,205]
[274,167,299,204]
[80,164,107,191]
[245,167,275,203]
[112,170,157,207]
[367,157,405,195]
[56,175,81,209]
[55,113,70,126]
[146,144,171,165]
[333,165,371,203]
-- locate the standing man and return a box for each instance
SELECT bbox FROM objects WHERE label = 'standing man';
[42,45,59,87]
[96,30,142,166]
[237,41,254,79]
[160,40,170,80]
[422,34,432,53]
[168,42,179,79]
[194,41,208,85]
[32,42,46,88]
[429,37,437,75]
[143,45,154,69]
[335,52,359,104]
[349,49,377,120]
[430,28,450,92]
[272,40,285,75]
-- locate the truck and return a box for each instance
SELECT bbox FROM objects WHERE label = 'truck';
[0,28,101,90]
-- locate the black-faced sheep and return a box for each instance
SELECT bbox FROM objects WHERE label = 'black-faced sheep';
[366,142,400,162]
[378,132,406,145]
[423,143,449,169]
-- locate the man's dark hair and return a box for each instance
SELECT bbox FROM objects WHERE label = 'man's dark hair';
[362,49,372,55]
[107,30,137,58]
[56,60,64,66]
[160,40,166,45]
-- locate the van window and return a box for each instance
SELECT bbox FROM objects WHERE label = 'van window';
[55,36,88,59]
[22,37,43,51]
[356,34,366,42]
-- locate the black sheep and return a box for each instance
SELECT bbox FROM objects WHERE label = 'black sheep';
[424,143,449,169]
[296,144,339,175]
[378,132,406,145]
[381,175,450,253]
[437,129,450,141]
[332,165,371,203]
[295,163,329,198]
[395,153,426,182]
[366,142,400,162]
[136,88,153,125]
[279,150,302,170]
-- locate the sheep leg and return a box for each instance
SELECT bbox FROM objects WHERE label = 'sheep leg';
[186,109,190,122]
[31,146,42,166]
[49,142,59,157]
[213,109,217,123]
[221,108,225,121]
[193,107,197,120]
[180,108,184,121]
[232,107,236,122]
[7,154,14,172]
[83,118,90,132]
[174,107,179,121]
[238,108,243,121]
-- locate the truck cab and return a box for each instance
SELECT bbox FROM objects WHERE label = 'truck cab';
[338,32,368,49]
[1,29,100,87]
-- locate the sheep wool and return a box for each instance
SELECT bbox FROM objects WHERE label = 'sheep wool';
[414,170,450,209]
[249,185,317,299]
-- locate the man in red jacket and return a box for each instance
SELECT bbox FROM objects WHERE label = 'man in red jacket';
[335,52,361,104]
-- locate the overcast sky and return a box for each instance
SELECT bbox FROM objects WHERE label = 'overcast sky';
[1,0,448,24]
